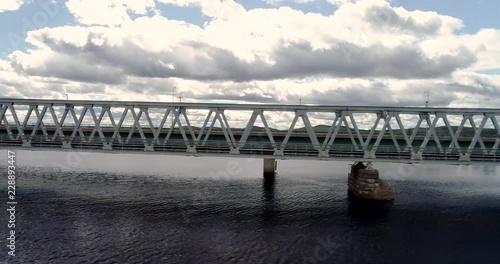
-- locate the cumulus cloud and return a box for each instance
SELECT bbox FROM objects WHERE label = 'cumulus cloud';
[331,0,463,37]
[9,29,476,83]
[327,0,363,7]
[0,0,24,12]
[9,1,477,84]
[419,28,500,72]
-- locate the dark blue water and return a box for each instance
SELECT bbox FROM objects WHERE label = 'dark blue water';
[1,151,500,263]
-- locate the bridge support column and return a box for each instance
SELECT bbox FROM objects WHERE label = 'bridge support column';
[348,162,393,202]
[263,158,277,178]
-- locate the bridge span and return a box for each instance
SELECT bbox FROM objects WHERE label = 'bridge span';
[2,99,499,200]
[1,99,499,162]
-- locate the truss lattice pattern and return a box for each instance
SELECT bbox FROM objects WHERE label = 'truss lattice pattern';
[1,99,499,163]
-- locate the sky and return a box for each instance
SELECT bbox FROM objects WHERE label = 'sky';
[1,0,500,111]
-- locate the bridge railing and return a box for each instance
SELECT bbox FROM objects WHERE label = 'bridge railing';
[1,135,498,162]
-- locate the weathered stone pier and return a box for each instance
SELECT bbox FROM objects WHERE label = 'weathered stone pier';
[348,162,394,202]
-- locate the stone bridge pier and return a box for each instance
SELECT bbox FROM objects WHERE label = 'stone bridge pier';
[348,162,394,202]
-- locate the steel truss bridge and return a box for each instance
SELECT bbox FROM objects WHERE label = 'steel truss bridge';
[1,99,500,164]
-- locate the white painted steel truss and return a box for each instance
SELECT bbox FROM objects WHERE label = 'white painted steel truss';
[1,99,499,163]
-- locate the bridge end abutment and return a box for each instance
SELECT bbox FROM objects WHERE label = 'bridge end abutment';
[348,162,394,202]
[263,158,277,179]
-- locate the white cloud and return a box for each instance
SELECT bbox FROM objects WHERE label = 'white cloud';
[419,29,500,71]
[327,0,401,7]
[0,0,24,12]
[10,1,475,83]
[327,0,360,6]
[65,0,157,26]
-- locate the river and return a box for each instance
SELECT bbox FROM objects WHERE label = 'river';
[1,150,499,263]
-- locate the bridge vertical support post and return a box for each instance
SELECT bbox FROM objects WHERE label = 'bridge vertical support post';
[263,158,277,179]
[62,141,72,149]
[459,153,471,162]
[102,142,112,151]
[22,139,32,148]
[348,162,393,202]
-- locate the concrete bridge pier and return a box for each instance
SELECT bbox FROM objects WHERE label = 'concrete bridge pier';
[263,158,277,179]
[348,162,394,202]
